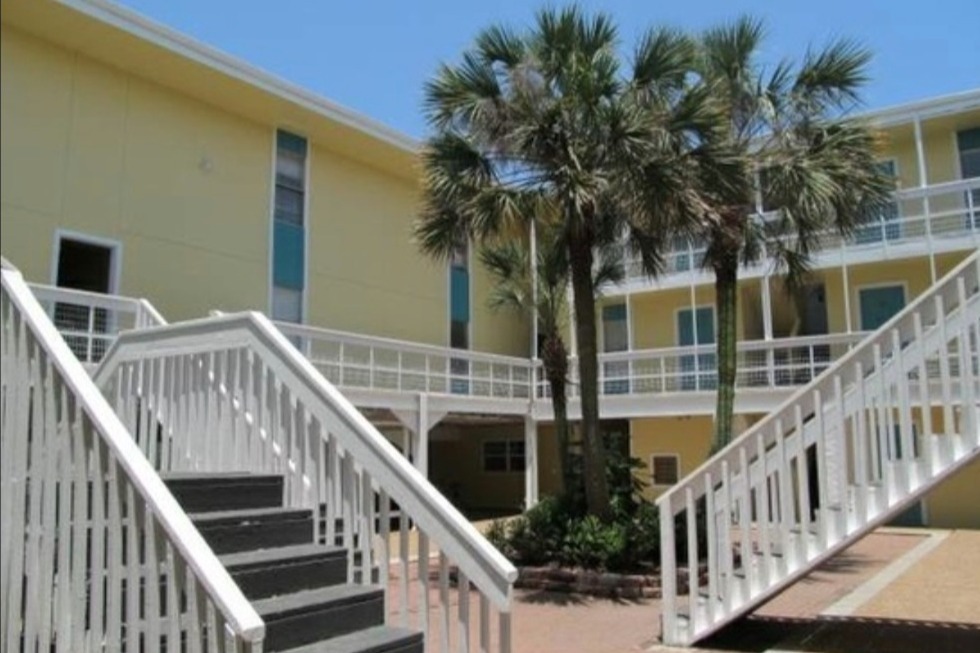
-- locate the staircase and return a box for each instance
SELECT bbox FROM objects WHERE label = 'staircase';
[657,250,980,646]
[1,260,517,653]
[164,473,422,653]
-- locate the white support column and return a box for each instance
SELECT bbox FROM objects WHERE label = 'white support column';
[530,220,539,359]
[417,394,430,479]
[567,284,577,356]
[913,115,937,282]
[761,275,774,341]
[392,394,446,479]
[524,415,539,509]
[689,279,700,388]
[841,252,853,334]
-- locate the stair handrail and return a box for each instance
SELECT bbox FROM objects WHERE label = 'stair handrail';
[657,249,979,512]
[1,266,264,647]
[93,310,520,612]
[656,248,979,645]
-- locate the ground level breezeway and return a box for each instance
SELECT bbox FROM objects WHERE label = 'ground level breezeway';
[407,413,980,529]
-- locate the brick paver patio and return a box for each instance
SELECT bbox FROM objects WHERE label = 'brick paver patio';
[386,528,980,653]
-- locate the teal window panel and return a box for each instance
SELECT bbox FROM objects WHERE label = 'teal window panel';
[957,127,980,153]
[273,221,305,290]
[277,130,308,155]
[602,304,627,322]
[451,267,469,322]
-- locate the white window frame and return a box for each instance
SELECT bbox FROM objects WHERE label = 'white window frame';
[50,229,123,294]
[447,238,472,349]
[481,439,526,474]
[267,127,311,323]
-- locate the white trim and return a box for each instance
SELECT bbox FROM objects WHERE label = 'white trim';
[447,239,472,350]
[650,452,681,487]
[51,229,123,295]
[55,0,418,154]
[600,300,629,353]
[855,282,908,331]
[863,88,980,128]
[268,128,310,323]
[266,127,277,317]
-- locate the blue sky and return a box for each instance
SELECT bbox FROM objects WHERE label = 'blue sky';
[120,0,979,139]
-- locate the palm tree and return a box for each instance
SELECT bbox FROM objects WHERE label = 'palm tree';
[665,17,894,451]
[479,230,625,502]
[413,7,716,518]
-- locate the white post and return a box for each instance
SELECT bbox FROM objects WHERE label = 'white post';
[761,275,775,386]
[913,115,937,282]
[417,394,430,479]
[524,415,539,509]
[530,220,539,359]
[841,250,853,334]
[689,280,700,389]
[567,284,577,356]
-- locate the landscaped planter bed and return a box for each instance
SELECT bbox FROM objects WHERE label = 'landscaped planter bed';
[515,565,703,599]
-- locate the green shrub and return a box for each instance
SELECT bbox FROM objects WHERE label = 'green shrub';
[484,518,512,557]
[560,515,628,570]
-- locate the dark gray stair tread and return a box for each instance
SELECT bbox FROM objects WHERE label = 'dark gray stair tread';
[162,472,280,481]
[190,507,310,525]
[254,584,384,620]
[220,543,345,570]
[279,626,422,653]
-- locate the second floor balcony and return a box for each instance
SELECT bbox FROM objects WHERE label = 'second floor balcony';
[614,177,980,294]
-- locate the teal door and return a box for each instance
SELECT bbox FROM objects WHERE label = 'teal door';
[678,307,716,390]
[858,285,905,330]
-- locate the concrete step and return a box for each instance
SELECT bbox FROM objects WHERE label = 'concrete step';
[221,543,348,599]
[254,584,386,652]
[163,472,284,513]
[190,507,314,554]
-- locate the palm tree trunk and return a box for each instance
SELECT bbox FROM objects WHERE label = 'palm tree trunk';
[543,334,575,498]
[568,234,612,520]
[713,259,739,452]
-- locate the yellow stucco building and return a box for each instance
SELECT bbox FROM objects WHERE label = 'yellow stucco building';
[3,0,978,526]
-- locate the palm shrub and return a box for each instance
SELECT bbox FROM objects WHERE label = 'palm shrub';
[662,17,895,451]
[415,7,720,518]
[479,229,624,499]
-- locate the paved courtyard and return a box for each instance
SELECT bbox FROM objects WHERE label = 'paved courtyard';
[387,528,980,653]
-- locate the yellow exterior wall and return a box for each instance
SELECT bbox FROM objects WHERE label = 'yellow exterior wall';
[629,286,746,350]
[0,23,528,354]
[923,458,980,528]
[630,416,714,501]
[1,24,271,318]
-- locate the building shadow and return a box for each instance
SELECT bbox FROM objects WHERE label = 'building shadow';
[699,614,980,653]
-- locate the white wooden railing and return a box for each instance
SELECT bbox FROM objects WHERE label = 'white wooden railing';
[657,250,980,646]
[625,177,980,281]
[276,320,535,400]
[541,333,864,398]
[93,312,518,653]
[1,262,264,653]
[29,282,166,365]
